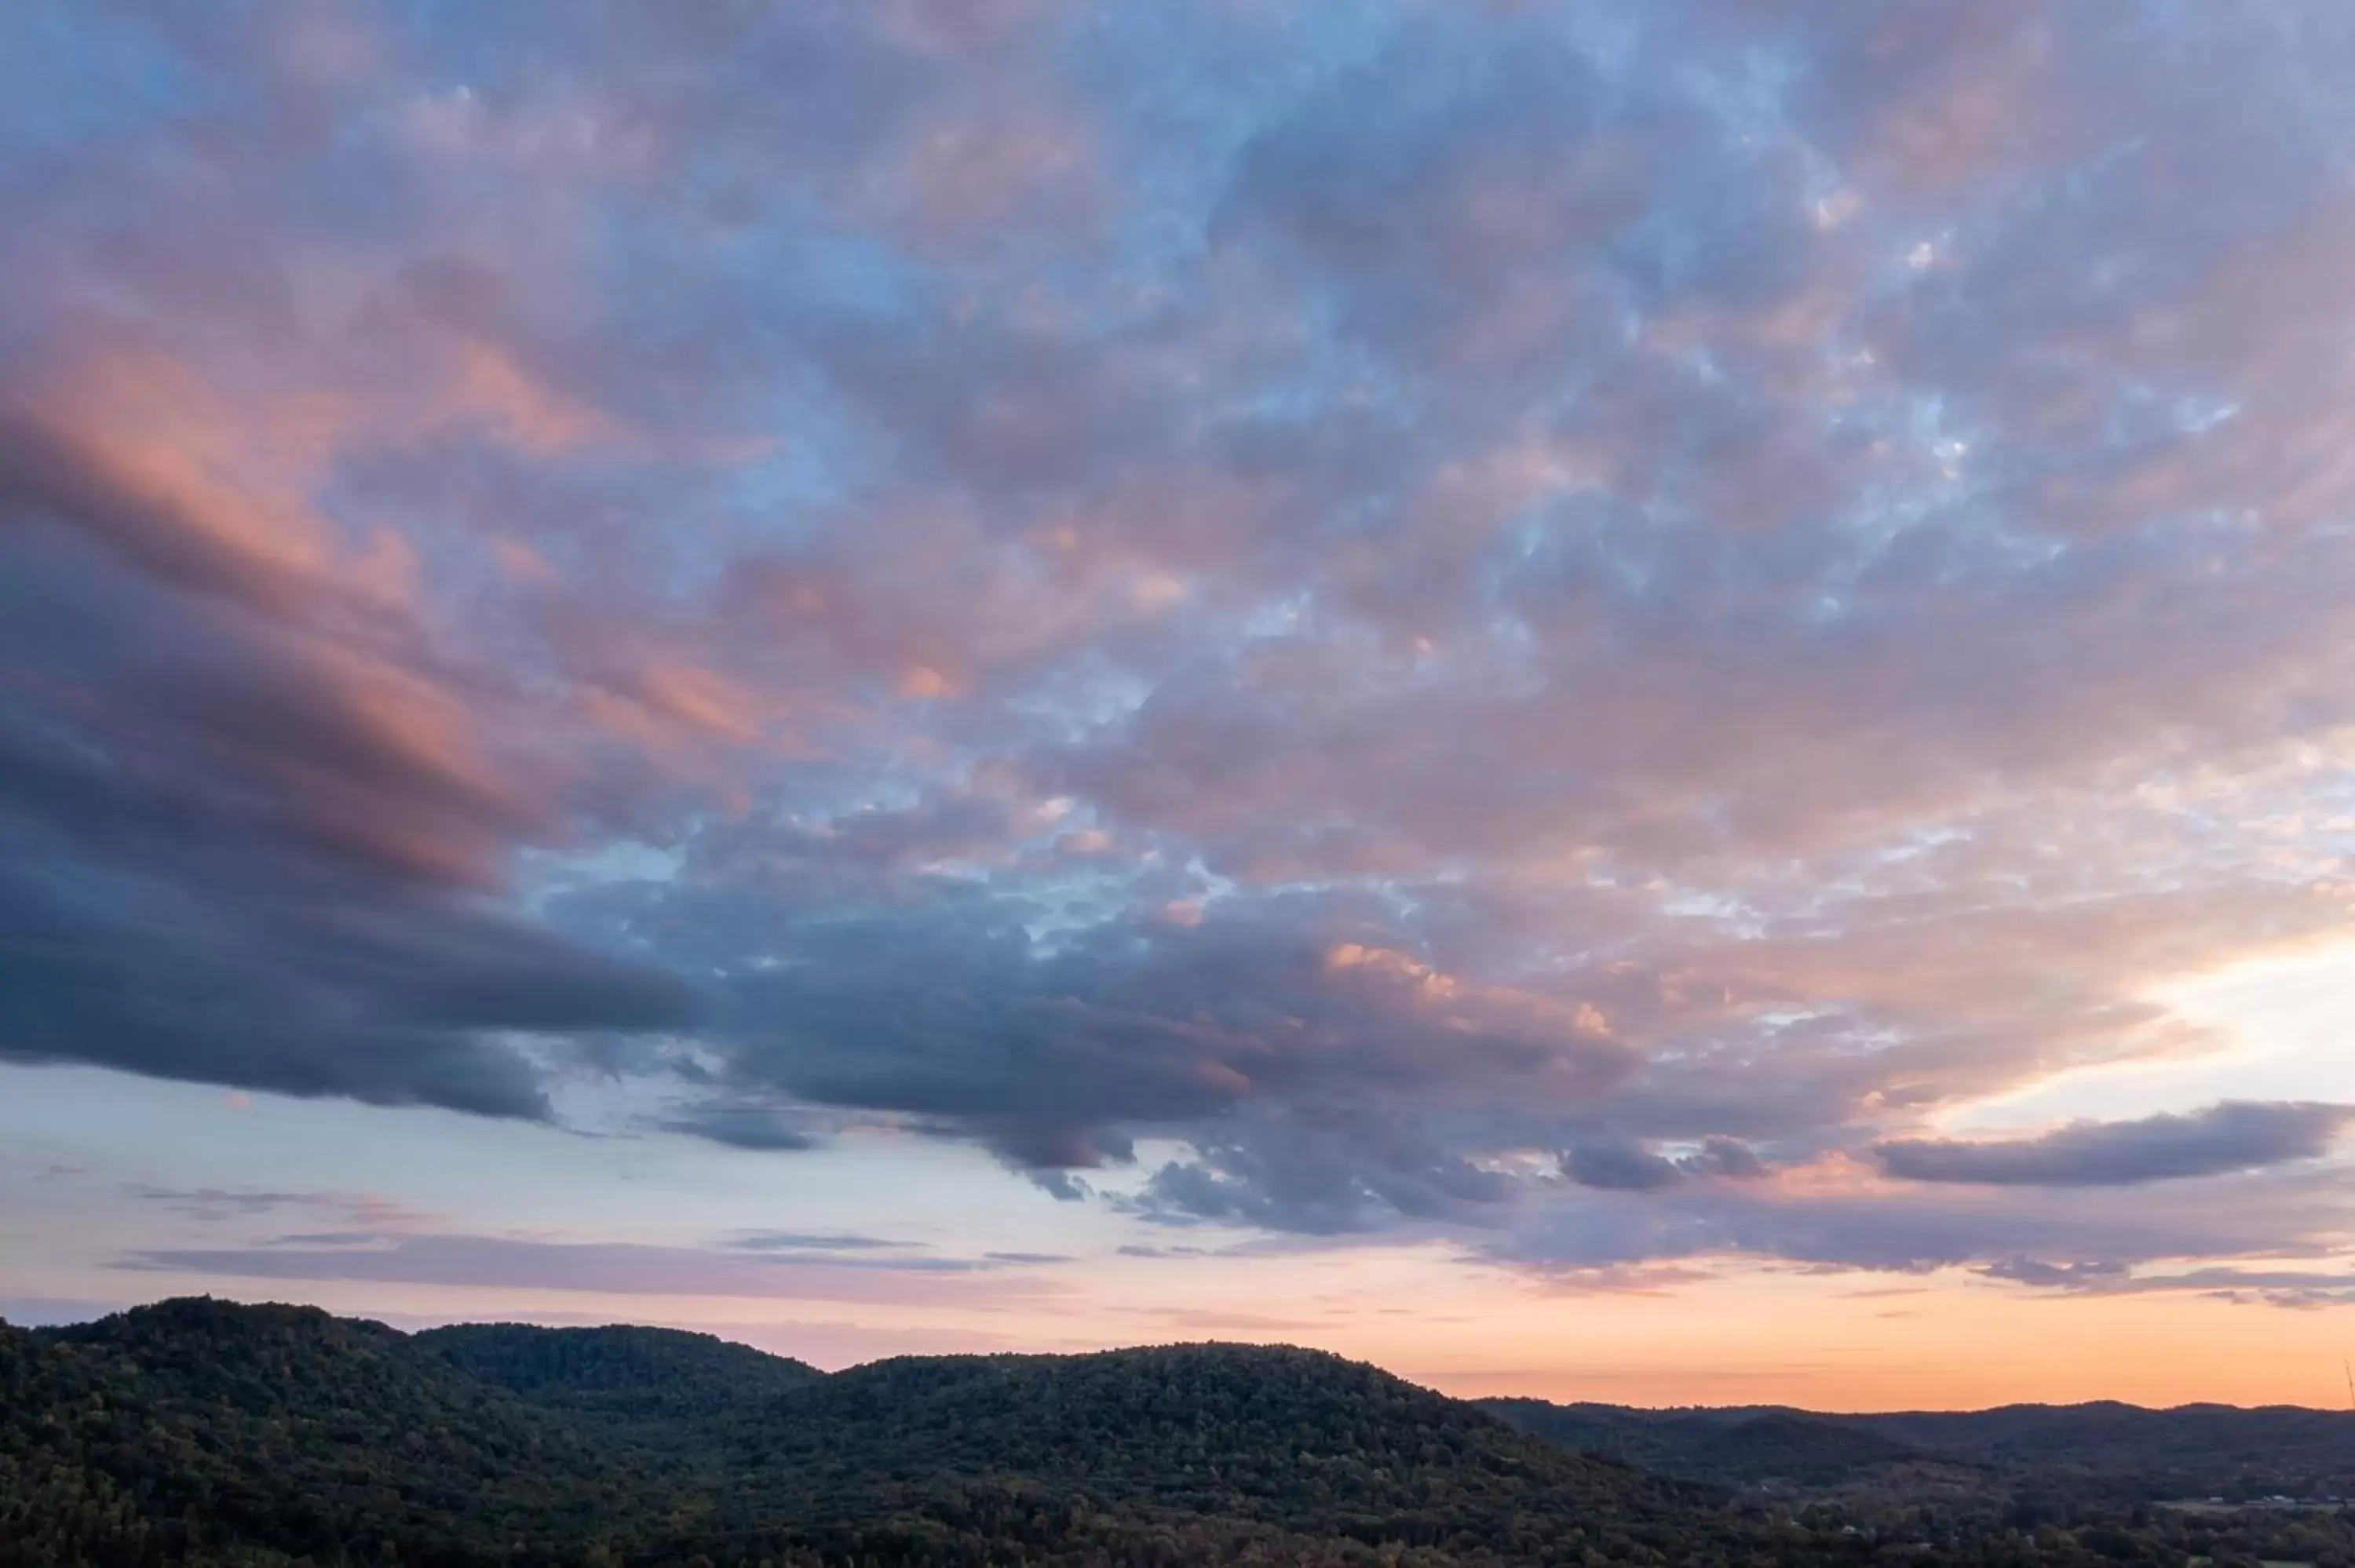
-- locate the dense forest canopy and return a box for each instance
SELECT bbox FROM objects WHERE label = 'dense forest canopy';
[1478,1398,2355,1497]
[414,1322,824,1428]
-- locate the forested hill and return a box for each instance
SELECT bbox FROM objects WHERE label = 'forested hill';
[1,1298,1698,1568]
[10,1299,2355,1568]
[415,1321,825,1427]
[1478,1399,1929,1488]
[1842,1401,2355,1486]
[743,1343,1700,1533]
[1479,1395,2355,1497]
[4,1300,650,1565]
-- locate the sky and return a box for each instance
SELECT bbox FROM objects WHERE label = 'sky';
[5,0,2355,1413]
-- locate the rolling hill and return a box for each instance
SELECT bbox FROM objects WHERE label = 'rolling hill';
[2,1299,1696,1568]
[1479,1395,2355,1498]
[723,1344,1703,1550]
[11,1297,2355,1567]
[1477,1399,1931,1487]
[416,1320,825,1428]
[5,1299,650,1566]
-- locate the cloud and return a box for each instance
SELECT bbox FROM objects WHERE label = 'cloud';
[1029,1170,1095,1204]
[730,1231,919,1255]
[8,0,2355,1285]
[1563,1141,1685,1193]
[122,1186,439,1231]
[0,401,706,1117]
[1686,1137,1772,1181]
[1874,1103,2355,1187]
[656,1103,820,1152]
[1483,1150,2355,1281]
[115,1233,1073,1305]
[1124,1113,1519,1235]
[1980,1257,2134,1289]
[640,881,1630,1198]
[1979,1260,2355,1311]
[1560,1136,1773,1191]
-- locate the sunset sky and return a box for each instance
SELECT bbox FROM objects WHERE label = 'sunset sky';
[8,0,2355,1412]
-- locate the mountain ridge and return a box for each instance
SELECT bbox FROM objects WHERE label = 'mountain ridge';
[2,1297,1690,1567]
[10,1297,2355,1567]
[1477,1393,2355,1497]
[38,1296,2353,1418]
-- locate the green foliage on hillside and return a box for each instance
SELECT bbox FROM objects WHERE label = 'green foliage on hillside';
[2,1300,671,1566]
[708,1344,1703,1554]
[415,1322,823,1428]
[5,1304,1709,1568]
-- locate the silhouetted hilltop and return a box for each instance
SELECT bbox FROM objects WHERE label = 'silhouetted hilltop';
[417,1319,824,1427]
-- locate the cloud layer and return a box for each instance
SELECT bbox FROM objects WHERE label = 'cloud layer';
[5,1,2355,1289]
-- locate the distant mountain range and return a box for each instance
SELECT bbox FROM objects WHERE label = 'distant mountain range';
[1477,1396,2355,1497]
[5,1297,2354,1567]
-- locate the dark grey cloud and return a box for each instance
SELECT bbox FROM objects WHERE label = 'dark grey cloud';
[1122,1110,1520,1236]
[1686,1137,1771,1181]
[0,433,706,1117]
[657,1103,819,1152]
[1874,1102,2355,1187]
[1560,1136,1775,1192]
[617,872,1632,1203]
[1028,1170,1094,1204]
[1563,1141,1685,1193]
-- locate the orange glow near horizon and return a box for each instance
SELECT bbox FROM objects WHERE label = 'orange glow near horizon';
[67,1253,2353,1413]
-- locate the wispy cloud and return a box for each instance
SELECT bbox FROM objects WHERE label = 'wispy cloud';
[115,1233,1075,1305]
